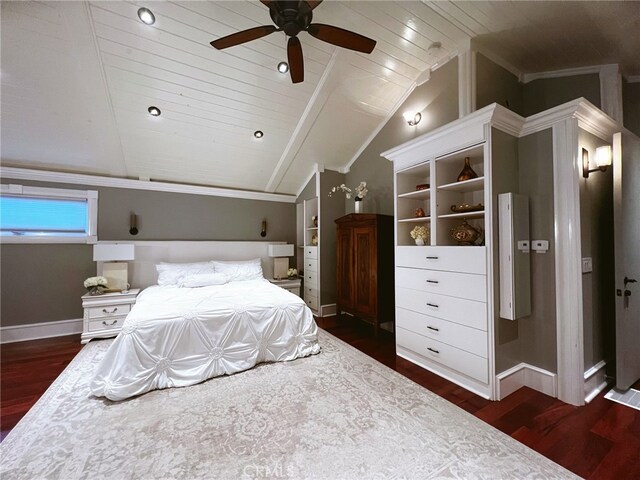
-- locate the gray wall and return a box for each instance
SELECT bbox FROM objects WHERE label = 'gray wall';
[623,80,640,137]
[522,74,601,117]
[345,58,459,215]
[517,129,558,372]
[578,130,615,372]
[1,179,296,327]
[296,174,316,203]
[476,53,524,115]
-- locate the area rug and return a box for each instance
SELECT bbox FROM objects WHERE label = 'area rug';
[0,329,578,479]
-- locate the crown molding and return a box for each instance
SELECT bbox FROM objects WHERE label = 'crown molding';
[0,167,297,203]
[522,65,605,84]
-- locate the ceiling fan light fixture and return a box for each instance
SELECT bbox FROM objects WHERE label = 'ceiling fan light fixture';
[254,130,264,139]
[277,61,289,74]
[137,7,155,25]
[148,106,161,116]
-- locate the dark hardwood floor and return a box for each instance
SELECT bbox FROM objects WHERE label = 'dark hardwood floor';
[1,319,639,479]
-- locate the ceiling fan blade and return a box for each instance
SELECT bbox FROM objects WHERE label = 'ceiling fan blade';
[210,25,277,50]
[306,1,323,10]
[307,24,376,54]
[287,36,304,84]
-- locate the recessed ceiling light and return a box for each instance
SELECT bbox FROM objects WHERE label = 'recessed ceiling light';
[148,106,161,116]
[277,62,289,74]
[254,130,264,138]
[137,7,155,25]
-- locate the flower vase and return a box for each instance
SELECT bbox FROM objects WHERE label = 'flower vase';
[415,238,425,246]
[88,286,104,296]
[355,199,362,213]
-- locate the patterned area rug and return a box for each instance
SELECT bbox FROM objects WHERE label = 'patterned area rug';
[1,330,578,479]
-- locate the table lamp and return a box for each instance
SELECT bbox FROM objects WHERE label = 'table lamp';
[267,244,294,280]
[93,243,135,291]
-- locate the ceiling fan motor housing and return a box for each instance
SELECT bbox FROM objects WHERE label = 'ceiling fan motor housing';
[269,1,313,37]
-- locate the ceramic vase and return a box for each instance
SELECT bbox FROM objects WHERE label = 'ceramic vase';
[355,200,362,213]
[415,238,425,246]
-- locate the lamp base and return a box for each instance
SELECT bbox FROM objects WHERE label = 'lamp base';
[273,257,289,280]
[101,262,129,291]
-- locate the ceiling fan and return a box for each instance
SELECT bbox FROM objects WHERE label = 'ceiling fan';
[210,0,377,84]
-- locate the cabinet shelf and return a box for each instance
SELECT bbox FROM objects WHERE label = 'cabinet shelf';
[398,189,431,200]
[437,211,485,220]
[398,217,431,223]
[438,177,484,193]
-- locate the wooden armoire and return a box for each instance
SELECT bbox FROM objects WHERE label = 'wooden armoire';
[335,214,394,335]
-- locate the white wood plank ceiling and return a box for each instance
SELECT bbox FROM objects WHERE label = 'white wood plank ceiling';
[1,1,639,195]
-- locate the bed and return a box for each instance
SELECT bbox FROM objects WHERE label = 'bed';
[90,259,320,401]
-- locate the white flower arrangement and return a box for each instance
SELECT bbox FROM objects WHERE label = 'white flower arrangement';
[84,276,108,288]
[329,181,368,201]
[287,268,298,278]
[410,225,429,241]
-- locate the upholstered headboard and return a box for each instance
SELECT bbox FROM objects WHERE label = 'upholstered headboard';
[95,241,286,289]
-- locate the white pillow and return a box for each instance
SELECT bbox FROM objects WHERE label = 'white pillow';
[212,258,263,282]
[156,261,215,286]
[181,273,229,288]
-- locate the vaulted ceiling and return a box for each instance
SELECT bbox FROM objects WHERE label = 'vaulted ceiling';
[2,1,639,195]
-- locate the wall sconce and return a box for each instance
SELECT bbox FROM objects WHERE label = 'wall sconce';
[129,213,139,235]
[260,219,267,237]
[582,146,612,178]
[403,111,422,126]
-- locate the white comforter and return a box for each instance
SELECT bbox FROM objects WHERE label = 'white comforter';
[90,280,320,401]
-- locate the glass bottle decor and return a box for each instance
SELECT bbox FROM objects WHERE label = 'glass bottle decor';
[456,157,478,182]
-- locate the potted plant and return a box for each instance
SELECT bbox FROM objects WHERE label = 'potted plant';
[84,276,108,296]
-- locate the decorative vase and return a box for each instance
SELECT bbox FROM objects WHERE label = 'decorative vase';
[87,286,105,296]
[355,199,363,213]
[449,220,480,245]
[415,238,425,246]
[456,157,478,182]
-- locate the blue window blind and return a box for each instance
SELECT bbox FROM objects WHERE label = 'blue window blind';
[0,196,88,236]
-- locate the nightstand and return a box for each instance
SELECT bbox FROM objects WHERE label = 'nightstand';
[81,289,140,344]
[269,278,301,297]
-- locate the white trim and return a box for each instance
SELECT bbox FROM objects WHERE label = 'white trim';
[599,64,624,124]
[553,118,585,406]
[584,360,608,404]
[458,48,476,117]
[295,165,321,198]
[0,319,83,344]
[496,363,558,399]
[0,167,296,203]
[522,65,606,84]
[473,45,523,83]
[319,304,337,318]
[626,75,640,83]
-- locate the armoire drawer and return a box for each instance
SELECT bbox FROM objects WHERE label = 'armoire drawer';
[304,258,318,272]
[304,247,318,259]
[396,307,487,357]
[395,246,486,275]
[396,267,486,302]
[396,327,488,383]
[396,287,487,331]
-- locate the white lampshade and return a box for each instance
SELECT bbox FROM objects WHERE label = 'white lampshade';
[595,145,612,168]
[93,244,135,261]
[267,244,294,257]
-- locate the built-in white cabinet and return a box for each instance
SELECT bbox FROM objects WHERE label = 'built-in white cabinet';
[383,104,524,400]
[297,197,320,313]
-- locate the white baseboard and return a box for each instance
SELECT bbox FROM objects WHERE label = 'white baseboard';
[0,318,83,344]
[584,360,608,403]
[319,303,337,317]
[497,363,557,400]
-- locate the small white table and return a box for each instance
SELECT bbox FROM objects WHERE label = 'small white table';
[81,289,140,343]
[268,278,301,297]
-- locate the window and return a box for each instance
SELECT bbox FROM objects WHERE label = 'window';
[0,184,97,243]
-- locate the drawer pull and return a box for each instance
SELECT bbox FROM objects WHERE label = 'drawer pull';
[426,303,439,308]
[427,326,440,332]
[427,347,440,354]
[102,319,118,327]
[102,307,118,314]
[426,256,439,260]
[426,280,439,284]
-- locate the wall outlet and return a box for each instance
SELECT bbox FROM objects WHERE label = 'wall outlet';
[532,240,549,253]
[582,257,593,273]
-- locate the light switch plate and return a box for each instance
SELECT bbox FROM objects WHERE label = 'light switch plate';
[582,257,593,273]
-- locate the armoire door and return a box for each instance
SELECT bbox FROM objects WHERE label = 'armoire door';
[336,227,354,310]
[353,226,377,316]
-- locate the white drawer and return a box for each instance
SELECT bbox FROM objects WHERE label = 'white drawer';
[303,285,318,299]
[304,258,318,272]
[396,246,486,275]
[89,316,126,332]
[396,308,487,357]
[396,267,486,302]
[304,293,318,310]
[304,247,318,259]
[396,327,488,383]
[87,304,131,319]
[396,287,487,331]
[304,271,318,287]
